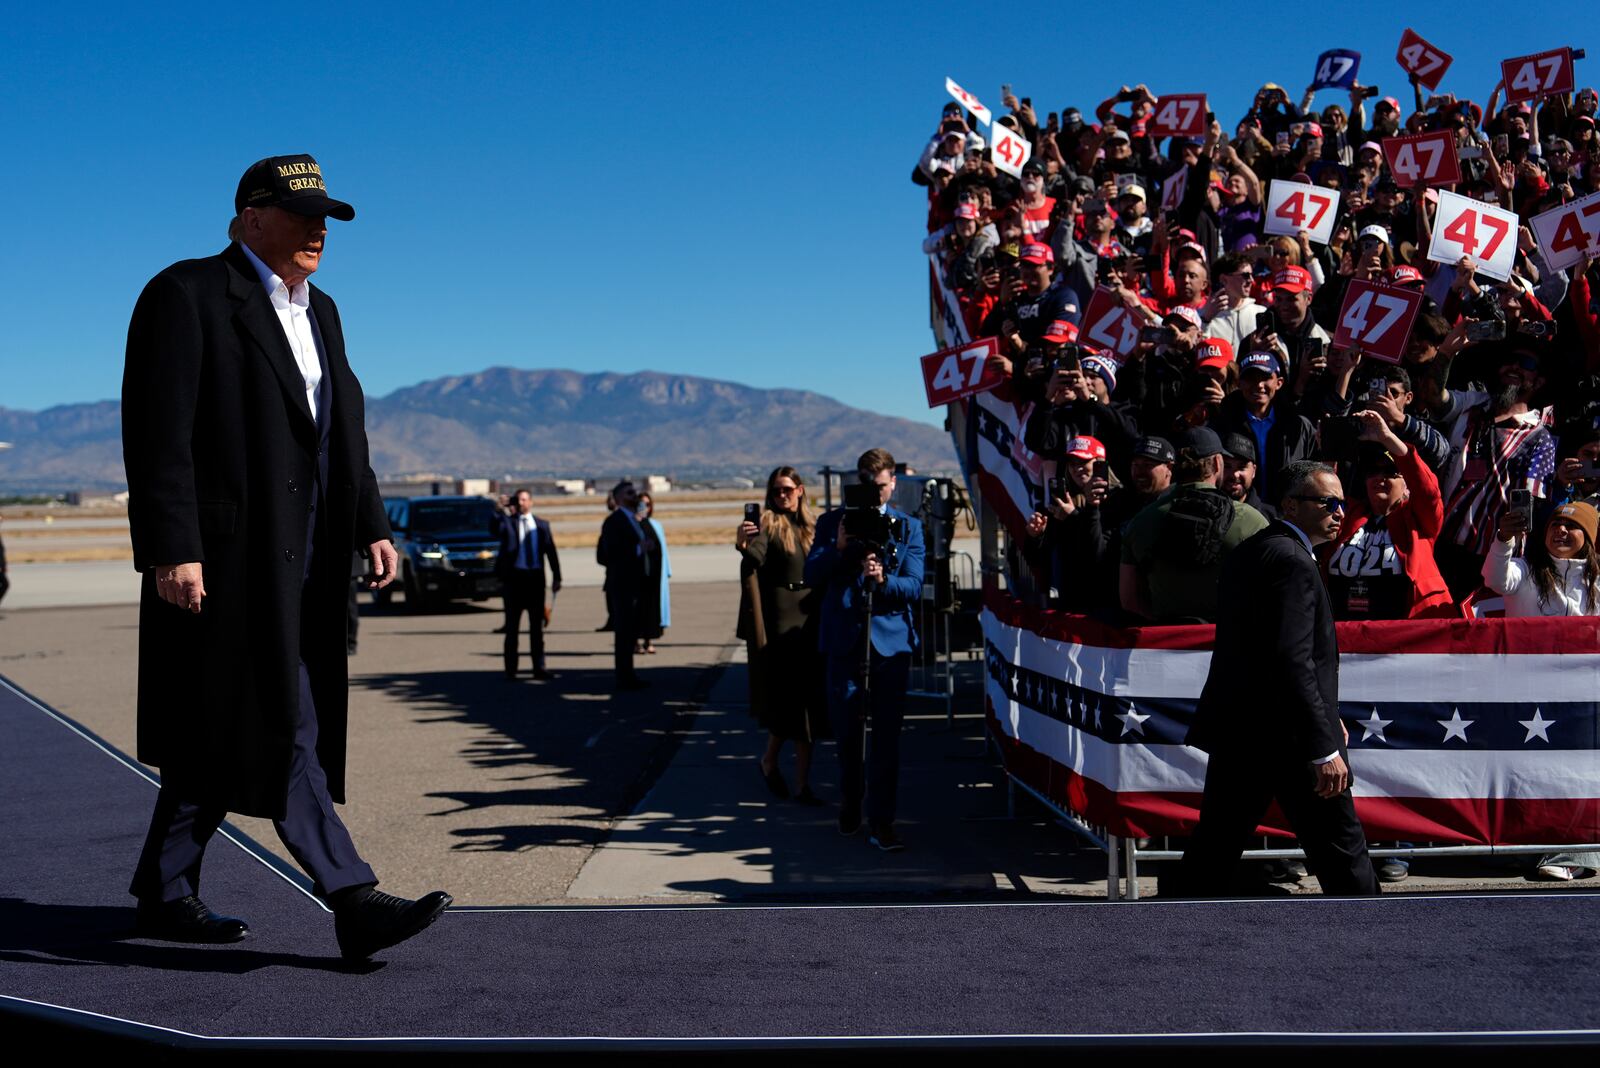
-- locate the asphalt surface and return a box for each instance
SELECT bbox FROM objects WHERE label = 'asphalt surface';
[0,571,1579,905]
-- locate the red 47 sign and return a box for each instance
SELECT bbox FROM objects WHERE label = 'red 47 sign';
[990,122,1032,179]
[1332,280,1425,364]
[1148,93,1207,138]
[1530,190,1600,272]
[1080,287,1141,358]
[1426,190,1519,282]
[1382,130,1461,189]
[1502,49,1576,105]
[1397,29,1453,91]
[921,337,1004,407]
[1263,181,1339,244]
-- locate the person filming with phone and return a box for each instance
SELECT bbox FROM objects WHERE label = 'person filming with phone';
[804,449,925,853]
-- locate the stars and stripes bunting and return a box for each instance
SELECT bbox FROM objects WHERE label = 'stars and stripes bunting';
[983,587,1600,845]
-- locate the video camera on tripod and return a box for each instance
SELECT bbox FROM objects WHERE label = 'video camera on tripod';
[842,483,904,569]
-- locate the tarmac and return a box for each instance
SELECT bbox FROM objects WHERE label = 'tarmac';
[0,572,1573,903]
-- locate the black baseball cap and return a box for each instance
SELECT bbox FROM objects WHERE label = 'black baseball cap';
[1220,432,1257,464]
[1171,426,1224,458]
[234,154,355,221]
[1132,436,1176,464]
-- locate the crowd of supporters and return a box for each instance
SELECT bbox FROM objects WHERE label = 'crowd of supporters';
[918,74,1600,629]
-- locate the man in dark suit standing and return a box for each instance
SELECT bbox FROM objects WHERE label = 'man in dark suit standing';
[1179,460,1378,896]
[494,488,561,680]
[804,449,925,852]
[121,154,450,958]
[596,480,649,691]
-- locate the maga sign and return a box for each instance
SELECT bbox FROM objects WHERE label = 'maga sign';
[1397,29,1452,91]
[945,77,992,126]
[1501,49,1576,105]
[1426,190,1519,282]
[1312,49,1362,90]
[1148,93,1207,138]
[921,337,1005,407]
[1382,130,1461,189]
[1332,280,1425,364]
[1530,190,1600,273]
[1263,181,1339,244]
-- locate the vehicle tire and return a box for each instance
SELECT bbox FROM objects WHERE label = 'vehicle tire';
[403,565,431,613]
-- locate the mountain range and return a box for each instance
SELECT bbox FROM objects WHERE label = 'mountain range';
[0,369,957,493]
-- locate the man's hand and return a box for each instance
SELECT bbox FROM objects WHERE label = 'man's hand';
[154,562,205,614]
[861,552,884,584]
[366,540,399,590]
[1368,389,1408,429]
[1025,511,1049,537]
[1314,754,1351,798]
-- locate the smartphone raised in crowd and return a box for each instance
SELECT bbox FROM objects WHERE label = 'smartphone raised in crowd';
[1508,487,1534,528]
[743,503,761,525]
[1047,476,1069,504]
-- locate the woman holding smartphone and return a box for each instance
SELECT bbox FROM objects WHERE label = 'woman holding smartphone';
[1483,499,1600,881]
[736,467,828,803]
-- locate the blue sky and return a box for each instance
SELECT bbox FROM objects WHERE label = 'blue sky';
[5,1,1584,426]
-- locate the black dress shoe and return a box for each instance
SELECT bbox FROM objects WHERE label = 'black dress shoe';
[760,760,790,799]
[867,823,905,853]
[532,669,555,681]
[135,895,249,944]
[334,887,452,961]
[837,803,862,836]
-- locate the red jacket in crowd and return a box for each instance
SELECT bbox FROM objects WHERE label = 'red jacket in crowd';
[1328,443,1454,618]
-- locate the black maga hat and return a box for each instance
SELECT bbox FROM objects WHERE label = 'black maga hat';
[234,154,355,221]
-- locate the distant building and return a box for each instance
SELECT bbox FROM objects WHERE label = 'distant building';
[643,475,673,495]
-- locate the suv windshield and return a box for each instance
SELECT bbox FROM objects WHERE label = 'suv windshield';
[409,500,498,536]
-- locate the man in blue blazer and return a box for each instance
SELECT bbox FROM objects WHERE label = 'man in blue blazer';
[493,488,562,680]
[805,449,925,852]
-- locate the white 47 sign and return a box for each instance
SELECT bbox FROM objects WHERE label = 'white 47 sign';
[990,123,1032,178]
[1263,182,1339,244]
[1530,190,1600,272]
[1426,190,1519,282]
[1331,280,1424,364]
[921,337,1005,407]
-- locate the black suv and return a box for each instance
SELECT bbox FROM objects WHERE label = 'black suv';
[379,495,503,610]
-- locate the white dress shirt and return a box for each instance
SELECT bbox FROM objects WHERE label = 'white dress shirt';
[239,242,324,425]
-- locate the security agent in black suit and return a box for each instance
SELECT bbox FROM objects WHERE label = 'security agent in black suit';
[1178,460,1379,896]
[596,480,650,690]
[121,155,450,957]
[493,488,562,679]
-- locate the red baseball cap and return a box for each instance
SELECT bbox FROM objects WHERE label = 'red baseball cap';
[1195,336,1235,370]
[1019,242,1055,264]
[1388,265,1425,288]
[1064,435,1107,462]
[1164,304,1203,330]
[1272,266,1312,293]
[954,202,981,220]
[1042,319,1079,343]
[1303,121,1324,138]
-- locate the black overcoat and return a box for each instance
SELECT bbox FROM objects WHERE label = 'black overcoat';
[121,243,389,819]
[1186,521,1345,765]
